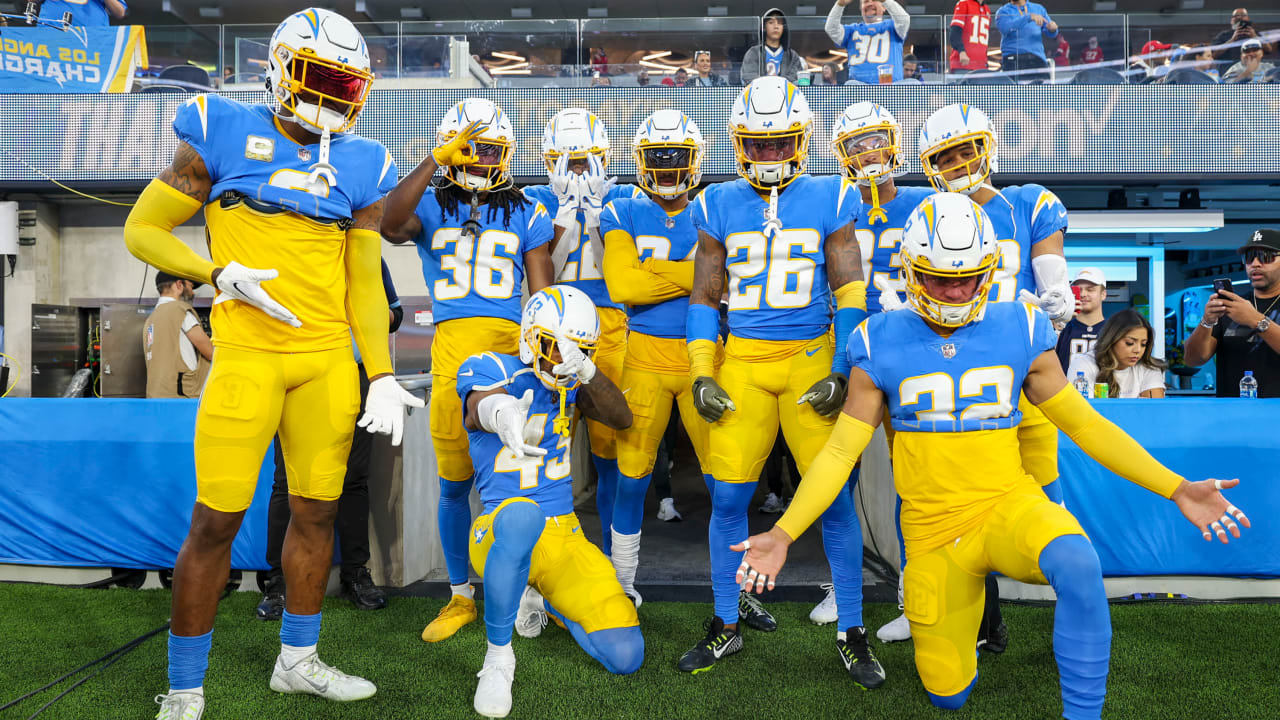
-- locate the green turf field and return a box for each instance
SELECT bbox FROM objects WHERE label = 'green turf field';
[0,583,1275,719]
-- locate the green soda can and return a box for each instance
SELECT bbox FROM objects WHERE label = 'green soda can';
[1093,383,1110,399]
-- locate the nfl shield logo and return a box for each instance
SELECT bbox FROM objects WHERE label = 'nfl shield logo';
[941,343,956,359]
[297,147,312,162]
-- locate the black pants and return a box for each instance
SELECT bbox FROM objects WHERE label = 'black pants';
[264,363,372,583]
[761,433,798,497]
[1002,52,1049,82]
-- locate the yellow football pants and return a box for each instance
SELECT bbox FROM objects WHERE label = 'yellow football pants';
[582,307,627,461]
[616,332,711,478]
[430,317,520,483]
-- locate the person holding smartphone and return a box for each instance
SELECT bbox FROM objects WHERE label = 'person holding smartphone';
[1184,228,1280,397]
[1055,267,1107,373]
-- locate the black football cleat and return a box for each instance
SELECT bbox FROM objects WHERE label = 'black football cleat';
[837,626,887,689]
[340,567,388,611]
[738,589,778,632]
[677,617,743,674]
[255,573,285,621]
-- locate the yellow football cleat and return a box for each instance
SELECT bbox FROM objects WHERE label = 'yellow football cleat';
[421,594,477,643]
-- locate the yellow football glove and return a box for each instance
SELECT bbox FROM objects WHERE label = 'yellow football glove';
[432,119,488,167]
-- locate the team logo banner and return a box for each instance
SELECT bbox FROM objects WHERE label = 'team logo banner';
[0,25,147,94]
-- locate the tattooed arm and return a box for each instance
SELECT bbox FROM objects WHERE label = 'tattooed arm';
[123,141,218,284]
[576,370,633,430]
[690,230,727,310]
[824,220,864,290]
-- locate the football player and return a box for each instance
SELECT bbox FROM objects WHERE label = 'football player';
[381,98,556,643]
[123,10,423,720]
[600,109,714,605]
[680,77,881,687]
[461,286,640,718]
[918,102,1075,649]
[735,192,1250,719]
[524,109,642,556]
[830,101,933,641]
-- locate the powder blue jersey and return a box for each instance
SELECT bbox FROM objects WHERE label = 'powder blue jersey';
[458,352,579,516]
[856,185,934,313]
[693,175,859,341]
[848,301,1057,433]
[599,195,697,339]
[979,185,1068,303]
[172,94,396,223]
[410,188,552,324]
[838,18,906,83]
[523,183,643,312]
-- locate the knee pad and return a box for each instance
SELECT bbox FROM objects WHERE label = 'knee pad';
[928,675,976,710]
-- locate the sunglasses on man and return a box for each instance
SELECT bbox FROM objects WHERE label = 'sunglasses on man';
[1241,248,1277,265]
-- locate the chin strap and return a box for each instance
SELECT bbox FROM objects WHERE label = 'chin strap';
[306,127,337,190]
[461,190,482,241]
[762,185,782,239]
[553,386,572,437]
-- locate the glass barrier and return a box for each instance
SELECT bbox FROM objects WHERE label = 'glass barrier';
[1128,12,1280,84]
[580,16,758,86]
[787,14,945,85]
[403,20,578,78]
[221,21,398,86]
[967,12,1128,84]
[136,24,221,88]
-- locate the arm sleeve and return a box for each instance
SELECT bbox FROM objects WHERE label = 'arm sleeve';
[775,413,875,540]
[123,180,215,285]
[344,228,393,377]
[825,3,848,46]
[1035,384,1184,498]
[949,24,967,52]
[883,0,910,39]
[603,229,689,305]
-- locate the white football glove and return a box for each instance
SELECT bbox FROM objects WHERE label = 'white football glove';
[213,261,301,327]
[357,376,426,447]
[1018,287,1073,324]
[581,154,616,231]
[552,327,597,385]
[478,389,546,459]
[874,275,909,312]
[550,155,583,230]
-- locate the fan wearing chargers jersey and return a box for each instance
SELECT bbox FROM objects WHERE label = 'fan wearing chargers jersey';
[524,109,643,558]
[123,10,424,720]
[825,0,911,84]
[599,109,715,606]
[735,192,1250,720]
[381,98,555,644]
[679,76,882,688]
[462,286,640,719]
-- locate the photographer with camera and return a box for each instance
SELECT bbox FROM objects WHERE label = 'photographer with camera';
[1211,9,1274,68]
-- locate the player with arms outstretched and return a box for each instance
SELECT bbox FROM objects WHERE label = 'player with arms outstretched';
[381,98,555,643]
[460,286,641,718]
[679,77,881,687]
[600,109,714,604]
[524,109,642,556]
[734,193,1249,719]
[123,10,423,719]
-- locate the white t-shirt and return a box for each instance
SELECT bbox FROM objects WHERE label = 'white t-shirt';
[156,297,200,371]
[1066,351,1165,398]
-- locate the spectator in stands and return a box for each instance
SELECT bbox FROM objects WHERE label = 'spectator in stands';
[256,260,404,619]
[1224,39,1275,83]
[1191,45,1222,81]
[817,62,841,85]
[39,0,126,26]
[1081,36,1103,65]
[1133,40,1173,79]
[901,53,922,80]
[825,0,911,84]
[143,271,212,400]
[661,68,689,87]
[1212,9,1275,68]
[1056,267,1107,373]
[222,66,234,84]
[948,0,991,73]
[995,0,1058,82]
[1067,309,1166,399]
[692,51,727,86]
[1185,228,1280,398]
[637,68,651,86]
[1053,34,1070,67]
[590,47,610,76]
[742,8,806,82]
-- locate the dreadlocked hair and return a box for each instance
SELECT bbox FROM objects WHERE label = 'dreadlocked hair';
[433,179,531,229]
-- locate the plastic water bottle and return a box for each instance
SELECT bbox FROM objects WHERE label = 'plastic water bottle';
[1239,371,1258,399]
[1073,372,1091,399]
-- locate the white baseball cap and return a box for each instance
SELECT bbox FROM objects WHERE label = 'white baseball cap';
[1073,267,1106,287]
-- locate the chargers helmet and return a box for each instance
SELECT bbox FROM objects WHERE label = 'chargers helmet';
[266,8,373,134]
[519,285,601,390]
[918,103,998,195]
[831,102,907,186]
[542,108,611,174]
[436,98,515,191]
[900,192,999,327]
[632,109,705,198]
[729,77,812,189]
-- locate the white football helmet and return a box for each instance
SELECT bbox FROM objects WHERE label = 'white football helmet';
[831,102,907,186]
[632,109,705,198]
[436,98,515,191]
[542,108,611,174]
[519,285,601,390]
[900,192,999,327]
[267,8,373,133]
[729,77,812,189]
[918,104,998,195]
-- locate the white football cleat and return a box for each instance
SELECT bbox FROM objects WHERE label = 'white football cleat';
[876,612,912,643]
[656,497,682,522]
[759,492,785,514]
[515,586,549,639]
[474,656,517,718]
[154,691,204,720]
[810,582,838,625]
[269,652,376,701]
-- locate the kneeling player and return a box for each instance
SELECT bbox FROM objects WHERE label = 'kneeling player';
[460,286,642,718]
[735,193,1250,719]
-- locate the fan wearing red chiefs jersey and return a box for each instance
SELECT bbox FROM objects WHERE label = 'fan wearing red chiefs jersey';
[948,0,991,72]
